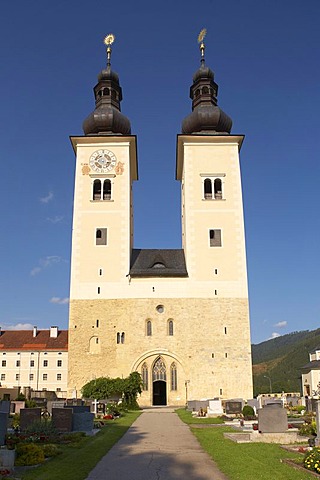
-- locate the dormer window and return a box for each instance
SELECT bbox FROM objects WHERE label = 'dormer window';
[152,262,165,269]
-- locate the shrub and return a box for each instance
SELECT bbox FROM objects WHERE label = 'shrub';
[15,443,45,466]
[41,443,61,458]
[304,447,320,473]
[242,405,255,418]
[299,419,316,437]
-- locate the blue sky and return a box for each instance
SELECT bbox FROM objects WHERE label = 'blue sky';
[0,0,319,344]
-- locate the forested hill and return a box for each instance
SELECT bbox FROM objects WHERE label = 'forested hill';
[251,328,320,396]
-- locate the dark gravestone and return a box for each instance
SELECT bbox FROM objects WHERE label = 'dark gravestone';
[72,412,95,433]
[66,399,83,406]
[52,408,73,433]
[0,412,8,446]
[225,401,242,415]
[258,404,288,433]
[65,405,90,414]
[47,400,65,415]
[20,408,41,431]
[0,401,10,414]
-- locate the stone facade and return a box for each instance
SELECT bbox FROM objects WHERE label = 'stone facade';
[68,297,252,405]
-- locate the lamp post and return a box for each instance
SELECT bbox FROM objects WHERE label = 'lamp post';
[264,375,272,394]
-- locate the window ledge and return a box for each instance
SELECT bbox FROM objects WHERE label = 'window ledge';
[91,199,114,203]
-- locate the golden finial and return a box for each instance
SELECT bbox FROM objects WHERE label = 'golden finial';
[104,33,115,66]
[198,28,207,60]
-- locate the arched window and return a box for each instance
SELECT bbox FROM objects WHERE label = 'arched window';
[103,87,110,96]
[146,320,152,336]
[103,180,111,200]
[116,332,120,344]
[195,89,200,98]
[152,357,166,382]
[214,178,222,199]
[96,229,102,239]
[204,178,212,199]
[142,363,148,391]
[93,179,101,200]
[89,336,100,354]
[168,320,174,336]
[170,362,177,391]
[121,332,125,344]
[202,86,209,94]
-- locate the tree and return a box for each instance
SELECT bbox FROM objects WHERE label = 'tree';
[81,372,143,408]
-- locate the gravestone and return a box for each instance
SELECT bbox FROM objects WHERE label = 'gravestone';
[258,404,288,433]
[208,399,223,415]
[187,400,209,412]
[247,399,259,413]
[0,412,8,446]
[20,408,41,431]
[225,400,243,415]
[72,412,95,433]
[10,400,25,414]
[47,400,65,415]
[52,408,73,433]
[0,401,10,414]
[65,405,90,414]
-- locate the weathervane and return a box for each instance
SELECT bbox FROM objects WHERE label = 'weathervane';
[104,33,115,67]
[198,28,207,62]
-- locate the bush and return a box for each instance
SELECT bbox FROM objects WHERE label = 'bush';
[41,443,61,458]
[299,419,316,437]
[15,443,45,466]
[242,405,255,418]
[304,447,320,473]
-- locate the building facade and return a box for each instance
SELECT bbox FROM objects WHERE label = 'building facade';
[68,36,253,405]
[301,347,320,397]
[0,326,68,397]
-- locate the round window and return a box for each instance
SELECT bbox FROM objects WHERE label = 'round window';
[156,305,164,314]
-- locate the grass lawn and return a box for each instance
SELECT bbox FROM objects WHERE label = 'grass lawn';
[20,411,141,480]
[175,408,223,424]
[176,409,313,480]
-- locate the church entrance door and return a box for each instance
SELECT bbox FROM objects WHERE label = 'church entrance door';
[152,356,167,406]
[153,380,167,405]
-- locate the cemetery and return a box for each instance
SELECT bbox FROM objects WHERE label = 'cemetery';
[0,385,320,478]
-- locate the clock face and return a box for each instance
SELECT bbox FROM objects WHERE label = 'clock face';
[89,149,117,173]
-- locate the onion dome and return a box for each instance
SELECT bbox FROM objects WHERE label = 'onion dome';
[83,34,131,135]
[182,30,232,134]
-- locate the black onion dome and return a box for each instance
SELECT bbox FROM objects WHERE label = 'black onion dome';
[182,57,232,134]
[83,64,131,135]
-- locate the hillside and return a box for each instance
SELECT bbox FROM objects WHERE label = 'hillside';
[252,328,320,396]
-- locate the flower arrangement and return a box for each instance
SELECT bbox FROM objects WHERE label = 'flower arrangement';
[304,447,320,473]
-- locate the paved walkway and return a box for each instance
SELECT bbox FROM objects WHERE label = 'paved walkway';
[86,408,228,480]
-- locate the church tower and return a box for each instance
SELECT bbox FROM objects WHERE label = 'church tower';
[68,33,252,404]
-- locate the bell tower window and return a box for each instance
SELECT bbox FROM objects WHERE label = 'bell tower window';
[93,178,112,201]
[204,178,212,199]
[103,180,111,200]
[202,174,225,200]
[214,178,222,199]
[93,180,101,200]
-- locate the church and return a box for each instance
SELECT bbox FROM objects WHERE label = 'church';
[67,33,253,406]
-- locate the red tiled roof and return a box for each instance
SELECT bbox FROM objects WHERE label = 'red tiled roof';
[0,330,68,351]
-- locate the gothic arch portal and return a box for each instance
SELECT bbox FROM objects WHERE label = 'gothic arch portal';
[152,356,167,406]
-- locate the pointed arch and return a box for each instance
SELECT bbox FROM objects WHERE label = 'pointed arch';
[141,362,148,391]
[170,362,177,391]
[152,356,166,382]
[146,320,152,336]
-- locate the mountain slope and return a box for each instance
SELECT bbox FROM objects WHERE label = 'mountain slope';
[252,328,320,396]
